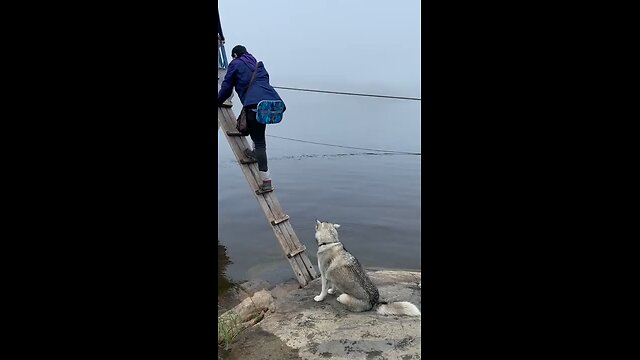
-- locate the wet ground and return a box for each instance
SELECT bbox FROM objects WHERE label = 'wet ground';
[219,270,422,360]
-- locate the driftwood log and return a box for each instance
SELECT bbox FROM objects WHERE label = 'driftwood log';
[218,290,275,344]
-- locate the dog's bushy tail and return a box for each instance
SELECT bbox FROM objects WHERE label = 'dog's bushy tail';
[376,301,421,316]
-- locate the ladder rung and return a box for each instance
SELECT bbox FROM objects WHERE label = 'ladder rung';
[270,215,290,226]
[287,246,306,258]
[226,131,245,137]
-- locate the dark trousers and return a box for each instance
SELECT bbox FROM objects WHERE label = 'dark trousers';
[246,106,268,172]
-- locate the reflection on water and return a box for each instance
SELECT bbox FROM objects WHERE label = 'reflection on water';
[218,240,235,298]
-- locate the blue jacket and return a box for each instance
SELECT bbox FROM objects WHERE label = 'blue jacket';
[217,53,284,108]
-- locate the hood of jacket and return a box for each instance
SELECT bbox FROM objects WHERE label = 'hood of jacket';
[217,52,284,107]
[236,53,257,71]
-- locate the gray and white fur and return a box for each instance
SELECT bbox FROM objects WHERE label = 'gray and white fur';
[313,220,421,316]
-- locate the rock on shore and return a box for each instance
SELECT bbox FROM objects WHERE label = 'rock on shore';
[220,270,422,360]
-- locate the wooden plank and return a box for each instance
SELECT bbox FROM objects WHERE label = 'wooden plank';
[266,196,317,280]
[221,109,317,280]
[261,191,288,225]
[229,152,310,285]
[219,110,249,155]
[217,70,315,280]
[285,255,308,286]
[218,105,316,285]
[231,180,310,282]
[282,221,318,278]
[273,224,308,286]
[264,212,314,282]
[277,218,317,278]
[262,197,300,254]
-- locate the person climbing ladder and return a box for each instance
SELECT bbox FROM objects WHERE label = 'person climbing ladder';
[218,45,285,194]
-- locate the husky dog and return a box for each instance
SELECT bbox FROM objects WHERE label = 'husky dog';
[313,220,421,316]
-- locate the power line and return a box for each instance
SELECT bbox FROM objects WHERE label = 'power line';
[273,86,421,101]
[266,135,421,155]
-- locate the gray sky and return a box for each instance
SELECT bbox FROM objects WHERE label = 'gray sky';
[219,0,421,98]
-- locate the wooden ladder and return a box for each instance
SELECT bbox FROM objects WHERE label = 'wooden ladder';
[217,106,318,287]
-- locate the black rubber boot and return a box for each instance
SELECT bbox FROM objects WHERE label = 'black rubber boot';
[240,148,257,164]
[255,180,274,195]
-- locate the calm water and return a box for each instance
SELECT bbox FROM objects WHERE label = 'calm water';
[218,90,421,285]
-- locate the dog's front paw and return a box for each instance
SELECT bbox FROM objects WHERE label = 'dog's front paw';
[327,288,335,294]
[314,295,325,302]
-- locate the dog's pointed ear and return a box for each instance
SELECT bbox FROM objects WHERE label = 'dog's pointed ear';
[316,219,321,226]
[333,224,341,229]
